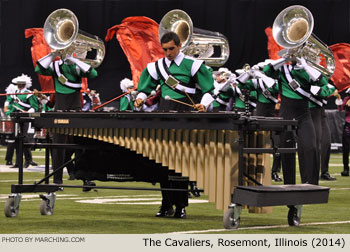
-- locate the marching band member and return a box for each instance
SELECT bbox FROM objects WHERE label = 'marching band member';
[134,32,215,218]
[212,68,235,112]
[337,89,350,177]
[262,55,329,185]
[119,78,137,111]
[3,83,18,166]
[8,74,39,168]
[239,60,283,181]
[35,51,98,185]
[309,82,337,181]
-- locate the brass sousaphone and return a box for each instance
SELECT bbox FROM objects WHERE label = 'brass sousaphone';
[272,5,335,78]
[159,9,230,67]
[43,8,105,68]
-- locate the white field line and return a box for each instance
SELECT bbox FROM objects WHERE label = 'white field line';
[164,220,350,234]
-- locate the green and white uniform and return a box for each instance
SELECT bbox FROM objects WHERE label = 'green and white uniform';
[137,52,214,108]
[8,88,39,114]
[35,59,98,95]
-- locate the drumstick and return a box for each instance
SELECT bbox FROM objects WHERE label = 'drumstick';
[179,87,196,105]
[164,95,194,108]
[12,104,25,112]
[0,90,56,96]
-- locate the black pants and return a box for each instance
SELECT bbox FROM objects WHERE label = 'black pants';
[311,107,332,176]
[342,123,350,171]
[5,139,15,162]
[279,96,319,185]
[11,123,33,165]
[256,102,281,173]
[53,91,81,184]
[157,97,190,209]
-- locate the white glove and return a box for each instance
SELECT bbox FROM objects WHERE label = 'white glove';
[310,85,321,96]
[253,71,276,88]
[27,108,35,113]
[65,56,91,73]
[37,51,59,69]
[335,98,343,106]
[200,93,215,109]
[297,57,322,81]
[236,72,250,83]
[270,58,287,70]
[251,64,259,70]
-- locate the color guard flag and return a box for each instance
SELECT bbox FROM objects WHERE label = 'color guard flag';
[105,16,164,88]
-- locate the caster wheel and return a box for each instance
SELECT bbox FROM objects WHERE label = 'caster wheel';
[223,206,240,229]
[4,197,19,218]
[40,199,54,215]
[288,206,300,226]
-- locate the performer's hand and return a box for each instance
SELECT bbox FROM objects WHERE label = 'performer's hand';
[346,99,350,107]
[194,104,206,112]
[275,103,281,111]
[134,98,144,108]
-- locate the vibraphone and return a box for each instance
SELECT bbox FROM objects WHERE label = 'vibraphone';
[5,111,330,229]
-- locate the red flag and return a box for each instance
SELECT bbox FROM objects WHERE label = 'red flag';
[105,16,164,88]
[25,28,89,93]
[25,28,54,92]
[328,43,350,92]
[265,27,283,60]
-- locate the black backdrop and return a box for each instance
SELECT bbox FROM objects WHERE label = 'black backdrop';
[1,0,350,108]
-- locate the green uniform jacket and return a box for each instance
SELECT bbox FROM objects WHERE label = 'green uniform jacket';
[137,52,214,100]
[245,79,279,104]
[6,89,39,115]
[263,63,325,100]
[35,60,98,94]
[308,80,336,108]
[120,95,134,111]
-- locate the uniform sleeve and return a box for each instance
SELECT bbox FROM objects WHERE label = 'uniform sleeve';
[239,79,256,91]
[193,64,214,94]
[120,96,130,111]
[82,67,98,79]
[312,76,335,98]
[35,64,54,76]
[28,95,40,112]
[137,68,158,95]
[262,64,281,80]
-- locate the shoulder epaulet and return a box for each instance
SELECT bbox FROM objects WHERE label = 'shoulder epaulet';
[184,55,204,76]
[146,62,158,80]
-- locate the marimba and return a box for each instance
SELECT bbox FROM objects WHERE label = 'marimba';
[4,111,329,229]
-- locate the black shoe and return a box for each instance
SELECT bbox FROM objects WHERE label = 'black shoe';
[272,172,283,182]
[155,206,174,217]
[320,172,336,181]
[6,161,13,166]
[68,174,76,180]
[29,161,38,166]
[83,181,96,192]
[24,162,30,168]
[10,164,19,168]
[174,207,186,218]
[341,170,349,176]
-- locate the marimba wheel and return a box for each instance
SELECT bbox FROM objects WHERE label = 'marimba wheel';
[40,199,55,215]
[223,205,241,229]
[4,197,19,218]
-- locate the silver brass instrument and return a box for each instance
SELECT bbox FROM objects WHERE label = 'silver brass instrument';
[272,5,334,78]
[159,9,230,67]
[43,8,105,68]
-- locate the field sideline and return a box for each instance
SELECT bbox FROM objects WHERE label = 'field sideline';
[0,147,349,234]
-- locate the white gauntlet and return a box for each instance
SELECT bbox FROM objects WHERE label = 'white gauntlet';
[200,93,215,109]
[270,58,288,70]
[65,56,91,73]
[37,52,58,69]
[297,57,322,81]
